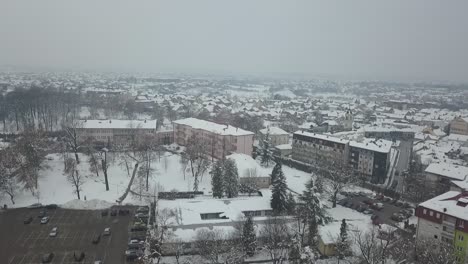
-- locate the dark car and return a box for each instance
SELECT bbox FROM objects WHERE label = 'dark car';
[41,253,54,263]
[24,216,33,224]
[131,225,147,232]
[110,210,117,216]
[73,251,85,261]
[136,206,149,213]
[363,199,374,205]
[92,234,101,244]
[119,209,130,215]
[371,214,379,221]
[134,213,149,219]
[125,249,143,261]
[38,209,47,218]
[357,206,366,213]
[101,210,108,217]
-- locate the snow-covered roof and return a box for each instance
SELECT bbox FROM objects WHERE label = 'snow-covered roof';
[350,138,393,153]
[419,191,468,221]
[79,119,157,129]
[173,118,254,136]
[275,144,292,150]
[294,130,350,144]
[259,126,288,136]
[425,162,468,181]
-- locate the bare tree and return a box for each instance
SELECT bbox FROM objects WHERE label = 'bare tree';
[195,228,238,264]
[318,159,357,208]
[261,216,293,264]
[0,147,21,204]
[185,134,211,191]
[389,237,456,264]
[64,158,84,200]
[149,208,177,263]
[63,119,83,164]
[353,226,394,264]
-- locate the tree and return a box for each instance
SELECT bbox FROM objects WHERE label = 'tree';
[271,162,288,215]
[223,158,239,198]
[135,133,158,191]
[320,160,356,208]
[315,176,324,194]
[336,219,350,259]
[286,192,296,215]
[271,161,282,183]
[64,158,84,200]
[100,148,111,191]
[242,216,257,257]
[388,237,457,264]
[258,128,273,166]
[63,119,82,164]
[0,147,20,204]
[195,229,228,264]
[211,159,224,198]
[353,227,393,264]
[185,134,211,191]
[240,168,259,196]
[261,216,292,264]
[298,178,330,247]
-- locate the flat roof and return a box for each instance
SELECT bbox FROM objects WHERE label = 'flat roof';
[293,130,349,144]
[79,119,157,129]
[173,118,254,136]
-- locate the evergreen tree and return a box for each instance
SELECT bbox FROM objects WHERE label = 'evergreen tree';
[289,237,302,264]
[286,192,296,215]
[271,163,288,214]
[298,178,330,247]
[270,161,282,184]
[259,128,273,166]
[223,158,239,198]
[337,219,350,259]
[211,160,224,198]
[242,216,257,257]
[315,176,324,194]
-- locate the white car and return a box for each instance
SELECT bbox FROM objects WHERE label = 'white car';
[49,227,58,237]
[103,227,111,236]
[40,216,50,224]
[94,261,103,264]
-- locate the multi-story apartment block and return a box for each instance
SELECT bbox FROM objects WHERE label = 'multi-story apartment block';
[292,131,349,165]
[75,119,172,146]
[451,117,468,136]
[416,191,468,263]
[425,162,468,195]
[292,131,392,183]
[172,118,254,159]
[259,127,289,146]
[349,139,392,184]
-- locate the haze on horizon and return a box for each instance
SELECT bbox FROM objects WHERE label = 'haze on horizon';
[1,0,467,82]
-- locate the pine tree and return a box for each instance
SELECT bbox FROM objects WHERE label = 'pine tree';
[299,178,330,247]
[271,163,288,214]
[289,237,302,264]
[286,192,296,215]
[270,161,282,184]
[242,215,257,257]
[211,160,224,198]
[259,128,273,166]
[315,176,324,194]
[223,158,239,198]
[337,219,350,259]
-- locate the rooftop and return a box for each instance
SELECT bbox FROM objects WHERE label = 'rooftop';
[419,191,468,221]
[294,130,350,144]
[173,118,254,136]
[350,138,393,153]
[259,126,288,135]
[425,162,468,181]
[78,119,157,130]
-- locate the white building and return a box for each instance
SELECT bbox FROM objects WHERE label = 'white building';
[259,127,289,146]
[425,162,468,194]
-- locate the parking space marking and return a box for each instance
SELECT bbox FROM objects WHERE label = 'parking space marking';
[7,255,16,264]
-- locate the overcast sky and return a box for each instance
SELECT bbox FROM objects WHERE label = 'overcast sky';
[1,1,467,81]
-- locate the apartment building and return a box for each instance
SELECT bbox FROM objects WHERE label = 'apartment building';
[349,139,392,184]
[259,127,289,146]
[292,131,349,165]
[292,131,392,183]
[416,191,468,263]
[451,117,468,136]
[172,118,254,159]
[425,162,468,195]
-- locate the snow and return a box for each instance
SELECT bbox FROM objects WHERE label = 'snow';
[259,126,288,135]
[61,199,114,210]
[294,130,350,144]
[173,118,254,136]
[349,138,393,153]
[79,119,157,129]
[275,144,292,150]
[419,191,468,220]
[425,162,468,181]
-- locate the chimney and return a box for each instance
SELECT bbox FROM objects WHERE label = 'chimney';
[144,119,147,123]
[109,120,112,123]
[443,208,447,212]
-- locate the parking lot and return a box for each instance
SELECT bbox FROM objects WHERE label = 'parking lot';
[0,205,140,264]
[338,192,415,227]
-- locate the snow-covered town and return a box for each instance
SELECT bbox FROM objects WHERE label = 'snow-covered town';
[1,1,468,264]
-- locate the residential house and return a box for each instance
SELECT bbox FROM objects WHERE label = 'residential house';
[451,117,468,136]
[259,126,289,146]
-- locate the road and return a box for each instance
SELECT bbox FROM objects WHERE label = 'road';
[393,140,413,193]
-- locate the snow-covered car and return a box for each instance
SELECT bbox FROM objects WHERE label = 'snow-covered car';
[40,216,50,224]
[94,261,103,264]
[49,227,58,237]
[103,227,111,236]
[24,216,33,224]
[136,206,149,213]
[41,253,54,263]
[134,213,149,219]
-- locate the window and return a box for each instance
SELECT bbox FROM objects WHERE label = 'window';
[429,211,433,217]
[436,213,440,219]
[423,209,427,214]
[459,235,464,241]
[459,220,465,228]
[434,235,438,239]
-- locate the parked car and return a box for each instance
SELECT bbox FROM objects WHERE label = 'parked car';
[24,216,33,224]
[135,213,149,219]
[41,253,54,263]
[49,227,58,237]
[101,210,108,217]
[103,227,111,236]
[119,209,130,215]
[110,210,117,216]
[371,203,384,211]
[363,209,374,215]
[383,197,392,202]
[357,206,367,213]
[125,249,143,261]
[92,234,101,244]
[40,216,50,224]
[73,251,85,261]
[363,199,374,205]
[28,203,43,209]
[131,224,147,232]
[391,213,405,222]
[94,261,103,264]
[371,214,379,221]
[395,201,404,207]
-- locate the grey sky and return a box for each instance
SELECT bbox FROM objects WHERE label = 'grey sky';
[1,0,467,81]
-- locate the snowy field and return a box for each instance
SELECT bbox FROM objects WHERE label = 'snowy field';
[0,151,315,209]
